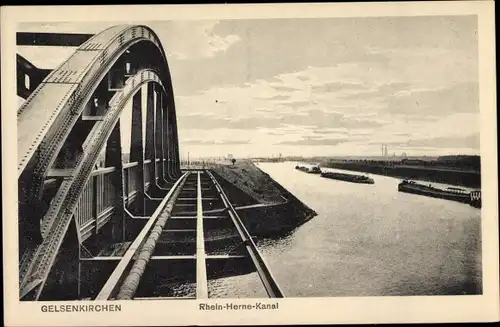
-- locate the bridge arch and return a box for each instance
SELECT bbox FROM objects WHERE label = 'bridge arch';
[18,25,174,173]
[18,25,180,240]
[17,26,182,300]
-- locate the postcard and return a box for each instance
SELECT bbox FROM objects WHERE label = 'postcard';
[1,2,498,326]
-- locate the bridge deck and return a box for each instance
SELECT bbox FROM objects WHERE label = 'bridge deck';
[93,170,284,300]
[196,172,208,298]
[17,24,221,302]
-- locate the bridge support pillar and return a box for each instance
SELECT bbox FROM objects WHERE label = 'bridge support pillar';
[105,122,126,243]
[168,97,181,177]
[164,104,177,181]
[172,125,180,177]
[154,89,163,186]
[162,102,170,182]
[156,90,170,186]
[144,84,166,198]
[130,91,146,215]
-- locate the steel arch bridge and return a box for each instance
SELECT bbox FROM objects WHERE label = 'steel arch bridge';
[17,25,284,301]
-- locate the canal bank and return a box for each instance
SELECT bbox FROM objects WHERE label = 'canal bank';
[251,162,481,297]
[323,161,481,188]
[210,161,317,236]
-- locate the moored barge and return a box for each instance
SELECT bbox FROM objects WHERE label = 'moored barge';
[398,180,481,208]
[320,171,375,184]
[295,165,321,174]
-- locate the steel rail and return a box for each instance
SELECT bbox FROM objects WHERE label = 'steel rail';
[112,173,189,300]
[206,171,285,298]
[196,172,209,298]
[96,172,188,300]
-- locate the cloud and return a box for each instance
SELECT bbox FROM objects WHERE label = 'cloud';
[406,134,480,149]
[207,34,240,56]
[336,82,413,100]
[275,100,312,109]
[16,17,480,157]
[270,85,300,92]
[17,46,77,69]
[265,131,285,136]
[311,81,366,93]
[276,136,347,146]
[382,133,479,150]
[17,21,242,67]
[286,110,387,129]
[253,94,290,100]
[177,114,282,130]
[155,20,241,60]
[385,82,479,116]
[313,128,349,135]
[422,113,480,138]
[255,107,274,113]
[182,139,250,145]
[177,109,387,131]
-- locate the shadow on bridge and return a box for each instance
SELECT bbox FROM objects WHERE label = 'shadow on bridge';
[17,25,283,301]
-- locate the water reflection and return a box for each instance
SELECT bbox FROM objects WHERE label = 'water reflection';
[208,272,269,298]
[253,162,482,297]
[256,230,295,254]
[163,161,481,298]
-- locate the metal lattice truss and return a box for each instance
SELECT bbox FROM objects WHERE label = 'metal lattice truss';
[17,25,181,300]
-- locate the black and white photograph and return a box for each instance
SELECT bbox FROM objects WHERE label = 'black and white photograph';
[2,2,498,326]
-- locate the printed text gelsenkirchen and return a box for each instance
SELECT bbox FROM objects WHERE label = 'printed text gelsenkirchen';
[41,304,122,313]
[199,302,279,311]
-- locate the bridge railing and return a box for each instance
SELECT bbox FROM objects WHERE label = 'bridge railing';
[144,159,151,191]
[123,161,140,205]
[155,158,161,181]
[73,159,156,242]
[75,167,116,240]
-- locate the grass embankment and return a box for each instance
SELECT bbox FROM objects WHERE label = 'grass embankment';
[210,161,317,236]
[211,161,285,205]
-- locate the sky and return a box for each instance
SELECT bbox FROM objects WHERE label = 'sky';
[17,16,480,159]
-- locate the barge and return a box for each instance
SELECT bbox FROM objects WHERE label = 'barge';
[320,171,375,184]
[295,165,321,174]
[398,180,481,208]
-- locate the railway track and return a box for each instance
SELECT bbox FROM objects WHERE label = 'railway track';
[17,24,282,301]
[95,170,284,300]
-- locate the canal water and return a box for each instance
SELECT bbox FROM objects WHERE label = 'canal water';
[216,161,482,298]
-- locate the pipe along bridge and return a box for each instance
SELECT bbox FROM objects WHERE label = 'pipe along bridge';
[17,25,284,301]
